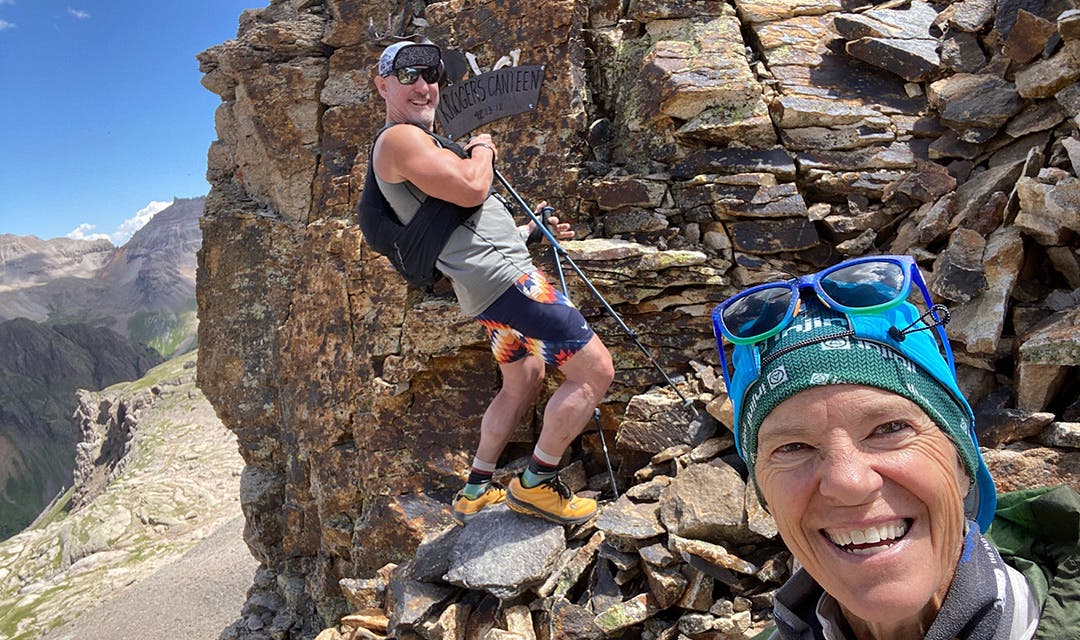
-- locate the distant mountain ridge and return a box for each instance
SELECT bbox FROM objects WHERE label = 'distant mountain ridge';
[0,196,203,355]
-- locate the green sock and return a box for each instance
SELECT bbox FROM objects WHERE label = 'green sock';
[521,447,560,488]
[462,479,491,500]
[463,458,496,499]
[520,468,556,488]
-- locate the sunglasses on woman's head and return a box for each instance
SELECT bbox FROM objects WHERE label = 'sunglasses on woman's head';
[711,255,956,388]
[392,65,441,85]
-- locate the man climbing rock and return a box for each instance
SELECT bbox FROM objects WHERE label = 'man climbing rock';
[368,40,614,525]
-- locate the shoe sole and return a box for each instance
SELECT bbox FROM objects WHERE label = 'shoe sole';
[453,492,506,525]
[505,491,596,525]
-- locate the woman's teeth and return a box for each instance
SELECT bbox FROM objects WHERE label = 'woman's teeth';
[825,520,910,555]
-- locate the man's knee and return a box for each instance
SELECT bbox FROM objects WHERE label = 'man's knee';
[522,361,546,395]
[591,342,615,391]
[568,337,614,392]
[502,357,545,396]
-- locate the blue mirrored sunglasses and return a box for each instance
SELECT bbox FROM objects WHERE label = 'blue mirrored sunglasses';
[710,255,956,391]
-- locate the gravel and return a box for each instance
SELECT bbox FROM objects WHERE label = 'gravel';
[42,515,258,640]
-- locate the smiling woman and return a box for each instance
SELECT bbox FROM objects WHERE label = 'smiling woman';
[757,386,974,639]
[711,255,1077,640]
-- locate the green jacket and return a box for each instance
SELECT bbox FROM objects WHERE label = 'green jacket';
[985,484,1080,640]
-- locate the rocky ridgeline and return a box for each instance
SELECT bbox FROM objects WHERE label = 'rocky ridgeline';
[0,352,245,639]
[197,0,1079,638]
[0,318,163,539]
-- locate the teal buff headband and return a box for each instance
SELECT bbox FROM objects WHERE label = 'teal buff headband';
[711,256,997,531]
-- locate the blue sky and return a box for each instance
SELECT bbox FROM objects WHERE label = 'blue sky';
[0,1,267,243]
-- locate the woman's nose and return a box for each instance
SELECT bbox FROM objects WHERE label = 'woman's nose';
[817,446,883,505]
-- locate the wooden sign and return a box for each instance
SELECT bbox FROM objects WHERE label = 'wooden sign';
[436,65,545,140]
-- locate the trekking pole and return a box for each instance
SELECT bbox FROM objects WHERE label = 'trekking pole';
[537,205,569,297]
[593,408,619,498]
[494,169,699,417]
[534,206,620,498]
[540,207,619,498]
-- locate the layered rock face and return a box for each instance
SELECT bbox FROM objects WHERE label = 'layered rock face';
[196,0,1080,637]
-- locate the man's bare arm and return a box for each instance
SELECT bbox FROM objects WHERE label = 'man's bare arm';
[373,124,496,207]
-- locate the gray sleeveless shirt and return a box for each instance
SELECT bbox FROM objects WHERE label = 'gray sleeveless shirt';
[374,173,535,316]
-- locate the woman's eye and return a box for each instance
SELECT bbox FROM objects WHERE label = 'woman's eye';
[873,421,911,436]
[774,442,810,455]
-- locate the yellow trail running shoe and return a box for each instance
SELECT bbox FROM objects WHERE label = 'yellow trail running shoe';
[506,475,597,525]
[452,483,506,524]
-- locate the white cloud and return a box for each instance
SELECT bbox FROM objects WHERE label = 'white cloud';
[65,223,111,242]
[0,19,15,31]
[67,7,90,19]
[110,200,171,245]
[65,201,171,246]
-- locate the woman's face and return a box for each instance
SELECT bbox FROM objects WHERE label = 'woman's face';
[755,385,969,629]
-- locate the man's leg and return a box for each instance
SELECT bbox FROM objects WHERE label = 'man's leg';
[454,352,544,523]
[536,334,614,457]
[475,271,615,524]
[475,355,545,465]
[507,335,614,524]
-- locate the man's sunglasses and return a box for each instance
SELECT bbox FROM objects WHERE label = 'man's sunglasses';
[711,255,955,387]
[391,65,442,85]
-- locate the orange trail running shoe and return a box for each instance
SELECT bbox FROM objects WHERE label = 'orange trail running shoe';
[452,483,506,524]
[506,475,597,525]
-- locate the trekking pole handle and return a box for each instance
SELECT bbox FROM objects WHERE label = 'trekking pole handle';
[538,205,560,239]
[538,205,570,297]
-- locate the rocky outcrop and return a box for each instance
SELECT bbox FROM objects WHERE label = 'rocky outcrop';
[196,1,1080,638]
[0,351,247,639]
[0,318,162,540]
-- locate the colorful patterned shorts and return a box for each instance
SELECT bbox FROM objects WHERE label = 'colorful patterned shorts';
[476,272,595,367]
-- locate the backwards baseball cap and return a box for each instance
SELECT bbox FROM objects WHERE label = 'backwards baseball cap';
[378,41,442,77]
[727,295,997,531]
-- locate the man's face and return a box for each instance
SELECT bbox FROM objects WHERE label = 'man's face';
[755,385,968,630]
[375,66,440,128]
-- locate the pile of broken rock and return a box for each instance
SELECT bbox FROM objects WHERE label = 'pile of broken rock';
[319,428,787,640]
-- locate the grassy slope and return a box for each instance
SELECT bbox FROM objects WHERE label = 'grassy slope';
[127,301,199,358]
